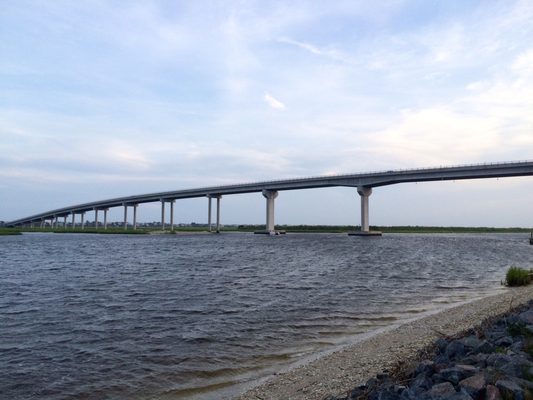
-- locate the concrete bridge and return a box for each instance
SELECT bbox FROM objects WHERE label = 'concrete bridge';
[6,160,533,234]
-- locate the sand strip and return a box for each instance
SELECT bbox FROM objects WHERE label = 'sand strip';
[236,286,533,400]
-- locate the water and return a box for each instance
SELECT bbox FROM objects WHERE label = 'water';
[1,232,532,399]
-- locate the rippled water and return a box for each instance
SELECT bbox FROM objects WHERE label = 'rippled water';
[1,232,532,399]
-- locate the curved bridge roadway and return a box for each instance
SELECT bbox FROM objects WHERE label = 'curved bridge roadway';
[7,160,533,234]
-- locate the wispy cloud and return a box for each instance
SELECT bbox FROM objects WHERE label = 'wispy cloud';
[263,92,285,110]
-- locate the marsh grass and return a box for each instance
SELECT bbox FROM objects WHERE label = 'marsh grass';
[506,266,533,287]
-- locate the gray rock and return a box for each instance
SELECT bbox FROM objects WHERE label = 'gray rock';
[426,382,456,398]
[495,379,525,400]
[462,335,481,350]
[485,384,502,400]
[411,374,433,394]
[416,360,435,376]
[495,336,514,347]
[447,390,474,400]
[447,340,466,360]
[511,340,524,353]
[436,338,449,354]
[475,340,495,354]
[435,367,465,385]
[486,353,512,368]
[456,364,479,377]
[459,373,486,398]
[518,310,533,325]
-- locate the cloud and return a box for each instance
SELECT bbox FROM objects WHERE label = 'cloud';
[263,92,285,110]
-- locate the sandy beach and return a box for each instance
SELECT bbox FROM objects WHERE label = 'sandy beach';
[236,286,533,400]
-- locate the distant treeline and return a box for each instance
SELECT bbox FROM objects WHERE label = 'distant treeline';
[1,225,531,235]
[235,225,533,233]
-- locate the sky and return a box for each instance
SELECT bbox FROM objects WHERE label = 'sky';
[1,0,533,227]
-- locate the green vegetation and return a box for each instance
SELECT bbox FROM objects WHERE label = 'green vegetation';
[505,266,533,287]
[507,321,532,338]
[0,227,149,235]
[0,228,22,235]
[2,224,532,235]
[234,225,532,234]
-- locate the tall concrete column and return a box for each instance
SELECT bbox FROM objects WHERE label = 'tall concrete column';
[40,220,45,228]
[94,209,99,229]
[54,215,58,229]
[216,196,221,232]
[262,190,278,232]
[71,212,75,229]
[123,204,128,230]
[63,216,67,228]
[357,186,372,232]
[81,212,85,230]
[133,204,138,230]
[170,200,175,231]
[161,200,166,230]
[207,196,212,232]
[103,209,108,230]
[30,221,34,229]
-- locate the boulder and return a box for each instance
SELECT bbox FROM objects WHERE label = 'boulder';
[495,379,525,400]
[459,373,486,399]
[426,381,456,398]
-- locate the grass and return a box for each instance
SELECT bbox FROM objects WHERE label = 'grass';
[505,266,533,287]
[0,228,22,235]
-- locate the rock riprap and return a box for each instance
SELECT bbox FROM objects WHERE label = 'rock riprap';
[327,301,533,400]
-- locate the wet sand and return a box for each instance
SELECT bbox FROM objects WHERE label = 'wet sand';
[236,286,533,400]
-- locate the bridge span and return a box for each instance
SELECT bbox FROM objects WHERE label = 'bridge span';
[6,160,533,234]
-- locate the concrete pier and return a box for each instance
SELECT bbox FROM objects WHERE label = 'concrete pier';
[255,190,284,234]
[94,209,99,229]
[206,195,222,232]
[133,204,138,230]
[216,195,221,232]
[348,186,382,236]
[103,209,108,230]
[81,212,85,230]
[123,204,128,230]
[160,200,165,230]
[207,196,212,232]
[170,200,175,231]
[71,212,75,229]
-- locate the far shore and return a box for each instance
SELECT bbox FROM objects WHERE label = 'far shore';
[236,286,533,400]
[1,225,532,235]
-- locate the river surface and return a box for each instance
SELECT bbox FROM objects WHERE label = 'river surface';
[1,232,532,399]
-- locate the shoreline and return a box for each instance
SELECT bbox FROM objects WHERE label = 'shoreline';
[236,285,533,400]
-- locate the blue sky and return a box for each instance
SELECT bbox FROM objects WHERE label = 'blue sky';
[1,0,533,226]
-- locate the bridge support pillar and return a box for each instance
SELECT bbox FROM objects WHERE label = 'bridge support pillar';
[349,186,382,236]
[255,190,282,234]
[81,212,85,230]
[207,195,221,232]
[207,196,212,232]
[71,212,75,229]
[103,209,108,230]
[123,204,128,230]
[358,186,371,232]
[161,200,165,230]
[133,204,138,230]
[216,196,221,233]
[94,209,99,229]
[63,216,67,228]
[170,200,175,231]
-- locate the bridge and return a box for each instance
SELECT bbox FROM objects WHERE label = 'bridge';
[6,160,533,234]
